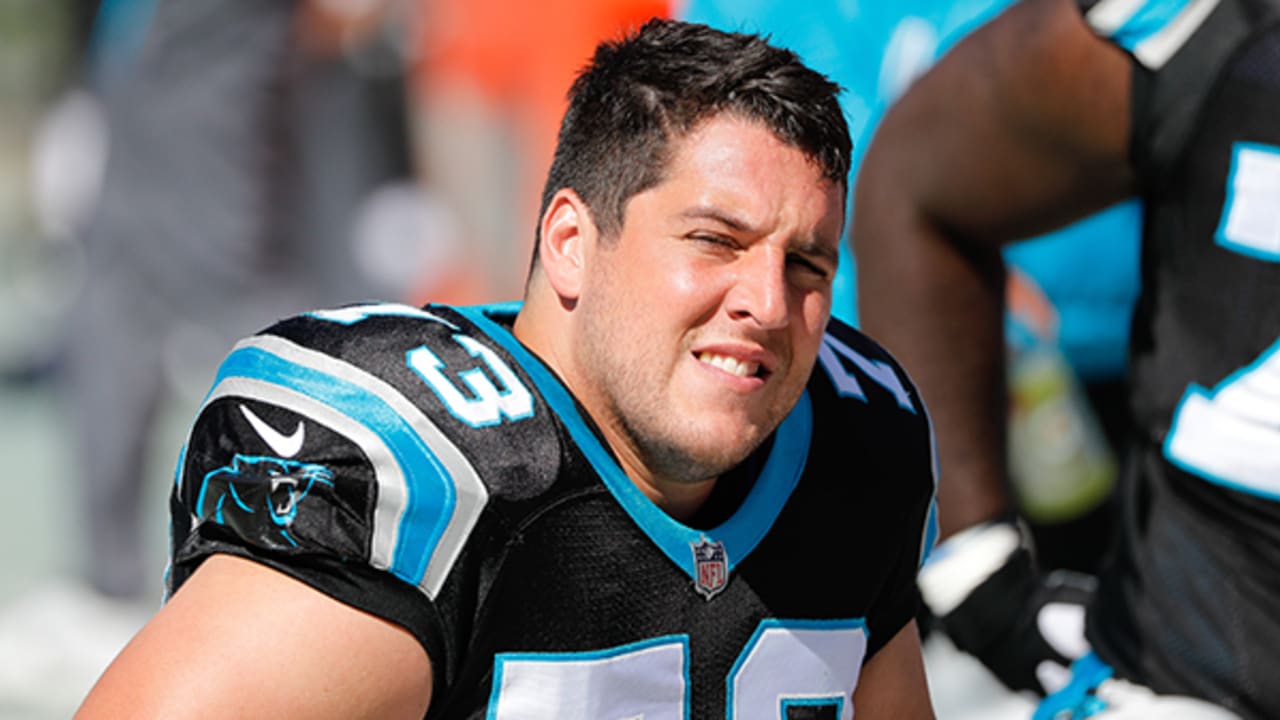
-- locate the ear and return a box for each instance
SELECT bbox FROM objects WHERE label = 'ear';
[537,188,596,301]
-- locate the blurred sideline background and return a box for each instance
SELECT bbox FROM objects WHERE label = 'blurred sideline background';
[0,1,1135,717]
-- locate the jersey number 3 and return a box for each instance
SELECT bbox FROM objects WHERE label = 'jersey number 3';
[408,334,534,428]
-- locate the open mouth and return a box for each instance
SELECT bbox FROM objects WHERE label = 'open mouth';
[271,476,300,517]
[696,351,769,380]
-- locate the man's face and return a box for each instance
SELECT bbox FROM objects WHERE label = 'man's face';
[573,113,845,490]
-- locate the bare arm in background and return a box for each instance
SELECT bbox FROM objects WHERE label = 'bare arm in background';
[853,0,1136,540]
[852,620,936,719]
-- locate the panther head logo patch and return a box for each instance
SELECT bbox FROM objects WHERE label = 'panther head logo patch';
[196,454,335,549]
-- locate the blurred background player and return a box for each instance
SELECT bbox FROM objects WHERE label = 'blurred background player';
[63,0,404,604]
[854,0,1280,717]
[0,0,417,711]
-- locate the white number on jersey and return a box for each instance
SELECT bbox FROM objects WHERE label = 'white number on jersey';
[1165,337,1280,499]
[309,303,458,327]
[408,335,534,428]
[818,334,915,412]
[489,620,866,719]
[309,304,533,428]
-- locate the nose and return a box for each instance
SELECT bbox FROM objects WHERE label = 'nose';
[726,246,789,330]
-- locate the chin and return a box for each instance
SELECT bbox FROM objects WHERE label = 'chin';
[687,426,767,469]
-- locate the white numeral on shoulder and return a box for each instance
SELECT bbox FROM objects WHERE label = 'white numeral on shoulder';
[408,335,534,428]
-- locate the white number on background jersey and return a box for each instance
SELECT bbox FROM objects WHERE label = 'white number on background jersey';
[1165,338,1280,499]
[408,334,534,428]
[489,621,866,719]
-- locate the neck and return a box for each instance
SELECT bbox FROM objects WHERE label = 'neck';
[611,439,719,522]
[644,479,718,523]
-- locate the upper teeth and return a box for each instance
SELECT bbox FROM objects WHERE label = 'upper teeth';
[698,352,759,378]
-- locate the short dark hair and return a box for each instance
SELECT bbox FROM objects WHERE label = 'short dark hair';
[536,18,851,246]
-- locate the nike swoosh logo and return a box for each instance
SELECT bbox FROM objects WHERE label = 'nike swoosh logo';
[239,404,305,458]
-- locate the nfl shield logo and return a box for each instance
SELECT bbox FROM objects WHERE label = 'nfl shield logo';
[691,538,729,600]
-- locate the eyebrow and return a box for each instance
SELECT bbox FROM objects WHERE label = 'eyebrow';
[679,206,753,232]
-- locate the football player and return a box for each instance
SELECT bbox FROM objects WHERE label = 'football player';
[80,19,939,719]
[854,0,1280,718]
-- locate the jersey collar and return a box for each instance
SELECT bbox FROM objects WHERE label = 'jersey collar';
[455,303,812,580]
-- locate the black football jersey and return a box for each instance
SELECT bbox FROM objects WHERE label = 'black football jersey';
[1079,2,1280,716]
[168,302,938,718]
